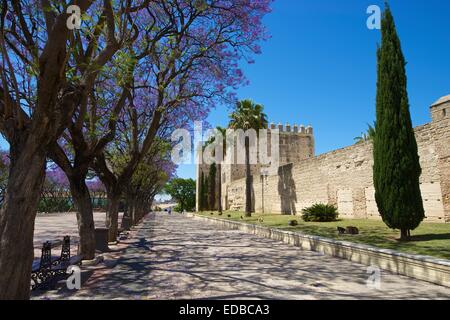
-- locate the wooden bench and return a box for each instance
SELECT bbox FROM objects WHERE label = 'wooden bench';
[31,236,83,290]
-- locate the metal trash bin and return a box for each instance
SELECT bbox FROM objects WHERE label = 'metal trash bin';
[122,216,132,231]
[94,228,109,252]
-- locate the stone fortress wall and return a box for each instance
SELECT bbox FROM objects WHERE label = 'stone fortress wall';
[197,95,450,222]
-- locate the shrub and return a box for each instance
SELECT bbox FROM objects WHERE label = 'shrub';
[92,198,108,211]
[301,204,339,222]
[38,197,73,213]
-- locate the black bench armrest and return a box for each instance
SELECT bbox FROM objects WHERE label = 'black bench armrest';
[69,255,83,266]
[31,261,41,272]
[57,255,83,270]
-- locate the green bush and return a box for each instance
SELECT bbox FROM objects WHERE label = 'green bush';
[301,204,339,222]
[38,197,73,213]
[92,198,108,211]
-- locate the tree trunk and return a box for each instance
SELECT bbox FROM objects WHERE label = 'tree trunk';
[0,150,47,299]
[130,198,137,225]
[134,200,142,224]
[218,163,222,214]
[69,179,96,260]
[245,136,252,217]
[105,193,120,242]
[138,198,145,223]
[121,195,133,230]
[400,228,410,241]
[123,200,129,220]
[125,192,137,225]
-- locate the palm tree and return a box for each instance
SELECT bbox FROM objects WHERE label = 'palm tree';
[228,99,268,217]
[354,122,376,144]
[354,132,370,144]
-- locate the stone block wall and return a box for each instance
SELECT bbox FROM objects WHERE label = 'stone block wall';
[430,95,450,222]
[217,95,450,222]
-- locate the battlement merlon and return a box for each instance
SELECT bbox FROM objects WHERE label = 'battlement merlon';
[268,122,314,135]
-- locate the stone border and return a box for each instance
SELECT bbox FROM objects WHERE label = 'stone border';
[192,214,450,288]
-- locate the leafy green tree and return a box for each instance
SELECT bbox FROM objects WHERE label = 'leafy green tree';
[165,178,196,212]
[229,100,268,217]
[373,5,424,241]
[125,142,173,225]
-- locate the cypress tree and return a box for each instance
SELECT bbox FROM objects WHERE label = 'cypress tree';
[373,4,424,241]
[203,176,209,211]
[200,172,205,211]
[209,164,217,210]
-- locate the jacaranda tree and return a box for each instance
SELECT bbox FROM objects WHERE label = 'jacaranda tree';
[0,0,174,299]
[48,2,175,259]
[124,143,176,225]
[0,0,100,299]
[93,0,273,241]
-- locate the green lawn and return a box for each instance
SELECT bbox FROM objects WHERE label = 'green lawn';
[198,211,450,260]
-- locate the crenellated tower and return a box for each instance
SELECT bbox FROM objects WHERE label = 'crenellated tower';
[195,121,315,212]
[220,122,315,185]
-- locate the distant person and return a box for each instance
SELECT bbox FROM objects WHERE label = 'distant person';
[168,208,172,215]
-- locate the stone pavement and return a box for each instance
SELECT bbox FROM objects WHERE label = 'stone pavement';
[32,213,450,300]
[33,212,123,258]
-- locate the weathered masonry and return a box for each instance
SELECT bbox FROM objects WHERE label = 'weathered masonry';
[197,95,450,222]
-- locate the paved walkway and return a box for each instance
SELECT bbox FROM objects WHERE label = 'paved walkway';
[33,212,123,257]
[33,213,450,300]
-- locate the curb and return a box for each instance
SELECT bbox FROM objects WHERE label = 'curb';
[192,214,450,288]
[81,255,104,266]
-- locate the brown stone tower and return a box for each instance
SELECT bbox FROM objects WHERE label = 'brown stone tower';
[221,123,315,210]
[195,123,315,212]
[220,123,315,185]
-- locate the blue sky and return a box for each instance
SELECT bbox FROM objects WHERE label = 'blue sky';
[176,0,450,179]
